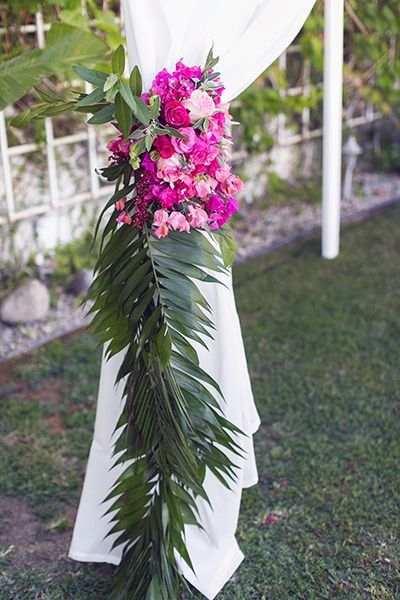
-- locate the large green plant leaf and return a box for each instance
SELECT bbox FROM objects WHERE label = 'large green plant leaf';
[0,23,106,109]
[42,23,107,78]
[0,49,49,110]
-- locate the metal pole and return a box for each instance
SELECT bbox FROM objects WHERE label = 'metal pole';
[321,0,345,259]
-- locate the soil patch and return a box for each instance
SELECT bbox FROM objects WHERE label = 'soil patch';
[0,496,76,571]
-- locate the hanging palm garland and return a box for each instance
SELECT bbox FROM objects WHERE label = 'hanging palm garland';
[13,46,245,599]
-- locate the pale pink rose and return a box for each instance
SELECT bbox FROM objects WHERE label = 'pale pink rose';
[194,175,217,198]
[157,153,181,182]
[183,89,215,123]
[168,211,190,232]
[154,223,169,238]
[153,209,169,227]
[191,139,219,166]
[187,205,208,229]
[171,127,197,154]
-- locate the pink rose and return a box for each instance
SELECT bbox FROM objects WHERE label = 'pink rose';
[153,135,174,159]
[168,211,190,233]
[171,127,197,154]
[157,153,181,182]
[183,89,215,122]
[187,205,208,229]
[163,100,190,127]
[191,139,219,166]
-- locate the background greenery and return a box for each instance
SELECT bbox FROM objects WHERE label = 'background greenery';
[1,205,399,599]
[1,0,399,158]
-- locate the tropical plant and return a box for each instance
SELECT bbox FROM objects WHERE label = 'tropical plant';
[0,22,107,109]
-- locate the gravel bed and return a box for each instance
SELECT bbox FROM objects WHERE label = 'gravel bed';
[235,171,400,261]
[1,170,399,362]
[0,294,92,361]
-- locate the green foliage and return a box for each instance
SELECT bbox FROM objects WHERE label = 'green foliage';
[52,228,98,287]
[0,23,106,109]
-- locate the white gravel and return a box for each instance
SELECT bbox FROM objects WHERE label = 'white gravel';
[0,293,92,361]
[235,171,400,260]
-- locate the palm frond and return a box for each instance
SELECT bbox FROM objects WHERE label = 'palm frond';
[86,203,243,599]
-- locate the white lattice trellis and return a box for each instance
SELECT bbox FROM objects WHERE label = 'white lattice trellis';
[0,9,380,228]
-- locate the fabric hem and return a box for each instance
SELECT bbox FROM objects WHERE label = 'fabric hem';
[183,542,244,600]
[68,550,120,566]
[242,474,259,489]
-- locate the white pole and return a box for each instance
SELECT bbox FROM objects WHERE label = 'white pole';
[36,12,59,208]
[321,0,345,259]
[0,111,15,217]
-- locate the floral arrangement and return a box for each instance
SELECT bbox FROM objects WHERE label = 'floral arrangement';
[106,58,243,238]
[12,46,242,600]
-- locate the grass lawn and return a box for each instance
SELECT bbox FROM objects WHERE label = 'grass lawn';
[0,205,399,599]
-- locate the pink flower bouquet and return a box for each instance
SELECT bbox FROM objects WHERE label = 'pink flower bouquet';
[106,56,243,240]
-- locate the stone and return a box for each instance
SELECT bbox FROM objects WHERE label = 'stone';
[1,279,50,324]
[70,268,93,296]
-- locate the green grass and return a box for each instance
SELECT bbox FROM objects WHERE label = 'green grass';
[1,205,399,599]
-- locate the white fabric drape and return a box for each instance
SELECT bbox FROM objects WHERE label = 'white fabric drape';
[69,1,316,598]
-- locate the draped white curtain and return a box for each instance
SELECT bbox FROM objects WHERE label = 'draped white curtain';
[69,1,317,598]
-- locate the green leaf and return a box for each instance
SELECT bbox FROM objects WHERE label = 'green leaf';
[43,23,107,77]
[202,45,220,74]
[75,86,105,108]
[163,126,188,139]
[73,65,108,86]
[145,134,154,151]
[33,85,61,103]
[115,92,133,139]
[156,324,172,369]
[132,96,151,125]
[87,103,114,124]
[118,80,136,110]
[0,49,48,111]
[149,95,161,119]
[104,73,119,92]
[214,223,238,267]
[130,65,143,96]
[111,44,125,75]
[87,188,242,600]
[0,23,106,110]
